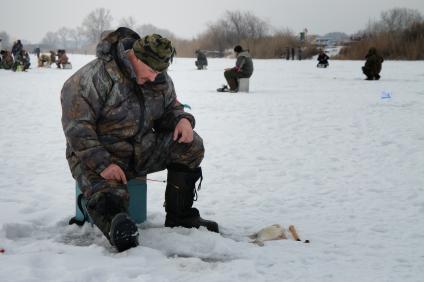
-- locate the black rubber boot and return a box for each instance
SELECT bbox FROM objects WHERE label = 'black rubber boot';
[217,85,228,92]
[165,165,219,233]
[86,191,139,252]
[110,213,139,252]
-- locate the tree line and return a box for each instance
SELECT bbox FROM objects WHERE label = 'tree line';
[337,8,424,60]
[174,11,316,58]
[2,7,423,59]
[1,8,315,59]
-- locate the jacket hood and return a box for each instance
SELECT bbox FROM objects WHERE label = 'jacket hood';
[96,27,140,61]
[238,50,251,58]
[95,27,141,80]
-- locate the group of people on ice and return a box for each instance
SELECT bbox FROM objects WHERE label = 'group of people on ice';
[196,46,254,93]
[318,48,384,80]
[315,47,384,80]
[0,39,72,72]
[197,45,383,94]
[60,26,386,253]
[36,48,71,69]
[0,40,30,71]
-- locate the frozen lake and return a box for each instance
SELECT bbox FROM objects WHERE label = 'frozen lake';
[0,55,423,282]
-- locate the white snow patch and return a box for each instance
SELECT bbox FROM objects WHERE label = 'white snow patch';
[0,55,423,282]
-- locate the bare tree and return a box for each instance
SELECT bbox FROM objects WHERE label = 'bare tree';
[200,22,228,52]
[244,12,269,39]
[82,8,113,44]
[69,27,84,49]
[119,16,137,29]
[224,11,269,42]
[41,31,60,49]
[0,31,11,48]
[69,27,85,49]
[57,27,72,48]
[225,11,245,43]
[381,8,422,33]
[337,7,424,60]
[199,11,269,52]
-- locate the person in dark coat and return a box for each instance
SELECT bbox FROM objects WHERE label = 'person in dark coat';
[317,50,329,68]
[12,49,31,71]
[56,49,70,68]
[11,40,23,57]
[61,27,218,252]
[34,47,41,58]
[0,50,15,69]
[195,50,208,70]
[218,45,254,92]
[362,47,384,80]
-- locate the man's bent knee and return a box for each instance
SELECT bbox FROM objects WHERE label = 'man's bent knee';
[86,190,129,216]
[171,131,204,169]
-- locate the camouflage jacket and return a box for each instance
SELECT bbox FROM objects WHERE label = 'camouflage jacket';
[61,27,195,179]
[1,51,14,68]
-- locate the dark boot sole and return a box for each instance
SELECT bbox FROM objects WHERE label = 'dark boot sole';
[110,213,139,252]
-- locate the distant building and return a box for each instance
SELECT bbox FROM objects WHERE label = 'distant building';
[313,37,337,48]
[203,50,226,58]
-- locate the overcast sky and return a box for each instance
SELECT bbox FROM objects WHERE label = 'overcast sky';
[2,0,424,43]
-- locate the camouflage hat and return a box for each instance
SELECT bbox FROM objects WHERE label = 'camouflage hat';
[132,34,175,72]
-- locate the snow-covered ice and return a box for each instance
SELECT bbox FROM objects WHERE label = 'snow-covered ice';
[0,55,423,282]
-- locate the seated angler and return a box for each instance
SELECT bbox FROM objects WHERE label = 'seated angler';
[56,49,70,68]
[217,45,253,92]
[195,50,208,70]
[0,50,14,70]
[317,50,329,68]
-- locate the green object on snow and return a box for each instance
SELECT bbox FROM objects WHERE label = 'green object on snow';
[182,103,192,110]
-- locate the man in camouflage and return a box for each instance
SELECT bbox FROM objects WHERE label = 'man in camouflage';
[362,47,384,80]
[12,49,31,71]
[61,27,218,252]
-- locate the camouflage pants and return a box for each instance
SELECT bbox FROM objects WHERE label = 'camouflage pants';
[77,130,204,236]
